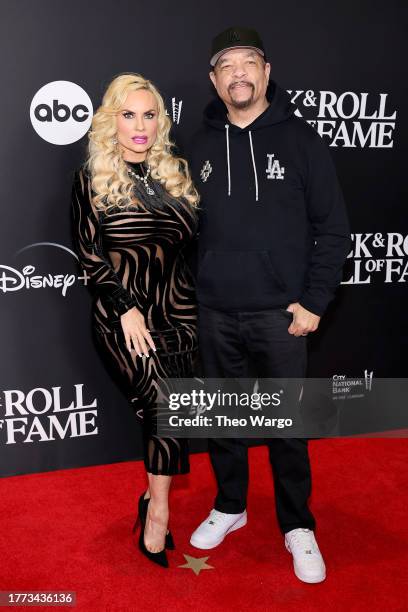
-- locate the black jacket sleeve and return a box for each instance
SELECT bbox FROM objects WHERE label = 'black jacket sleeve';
[70,167,140,316]
[298,132,352,317]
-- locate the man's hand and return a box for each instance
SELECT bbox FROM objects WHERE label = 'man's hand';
[286,303,321,337]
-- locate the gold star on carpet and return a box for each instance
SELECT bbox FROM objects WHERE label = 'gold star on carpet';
[178,554,214,575]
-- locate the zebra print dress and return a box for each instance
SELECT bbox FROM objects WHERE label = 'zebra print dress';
[71,161,199,475]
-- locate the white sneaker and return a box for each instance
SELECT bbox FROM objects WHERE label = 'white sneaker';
[284,528,326,583]
[190,509,247,550]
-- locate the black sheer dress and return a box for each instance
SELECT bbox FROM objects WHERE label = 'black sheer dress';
[71,160,199,475]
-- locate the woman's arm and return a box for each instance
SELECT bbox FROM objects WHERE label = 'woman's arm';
[70,167,140,316]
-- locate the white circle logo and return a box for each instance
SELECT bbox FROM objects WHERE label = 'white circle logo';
[30,80,93,145]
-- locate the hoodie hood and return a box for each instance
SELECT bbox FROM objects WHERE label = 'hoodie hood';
[203,79,297,133]
[202,80,297,201]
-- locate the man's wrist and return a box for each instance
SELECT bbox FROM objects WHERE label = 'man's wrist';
[298,298,326,318]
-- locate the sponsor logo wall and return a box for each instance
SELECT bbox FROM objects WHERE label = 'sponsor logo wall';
[0,0,405,476]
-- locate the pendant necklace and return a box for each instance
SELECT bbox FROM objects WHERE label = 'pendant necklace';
[127,163,155,195]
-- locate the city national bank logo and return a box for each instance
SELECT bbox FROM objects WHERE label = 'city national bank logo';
[287,89,397,148]
[30,80,93,145]
[0,383,98,444]
[365,370,373,391]
[332,370,374,400]
[342,232,408,285]
[0,242,89,296]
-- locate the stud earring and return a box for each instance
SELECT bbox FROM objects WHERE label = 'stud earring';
[111,137,118,145]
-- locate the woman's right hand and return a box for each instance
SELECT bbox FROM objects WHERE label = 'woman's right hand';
[120,307,156,357]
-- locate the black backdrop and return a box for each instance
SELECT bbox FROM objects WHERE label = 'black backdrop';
[0,0,406,477]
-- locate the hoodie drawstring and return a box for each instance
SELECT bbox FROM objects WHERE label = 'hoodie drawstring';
[224,124,259,202]
[224,124,231,196]
[248,130,259,202]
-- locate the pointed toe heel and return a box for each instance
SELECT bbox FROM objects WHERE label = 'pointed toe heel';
[133,491,170,568]
[138,530,169,568]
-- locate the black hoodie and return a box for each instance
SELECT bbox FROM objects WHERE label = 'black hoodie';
[186,79,351,317]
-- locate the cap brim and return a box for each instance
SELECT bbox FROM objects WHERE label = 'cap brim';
[210,46,265,67]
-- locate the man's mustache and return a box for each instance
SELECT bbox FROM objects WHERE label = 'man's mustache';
[228,81,254,92]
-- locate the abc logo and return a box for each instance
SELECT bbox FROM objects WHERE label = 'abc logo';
[30,80,93,145]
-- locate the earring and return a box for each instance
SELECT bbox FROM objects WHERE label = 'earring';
[111,137,118,145]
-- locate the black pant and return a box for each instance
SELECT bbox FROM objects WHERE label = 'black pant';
[198,303,316,535]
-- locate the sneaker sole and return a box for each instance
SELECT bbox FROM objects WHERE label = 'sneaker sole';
[293,565,326,583]
[190,513,247,550]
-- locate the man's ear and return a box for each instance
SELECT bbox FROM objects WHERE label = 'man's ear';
[209,70,216,88]
[265,62,271,81]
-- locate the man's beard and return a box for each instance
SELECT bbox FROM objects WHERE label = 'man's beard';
[228,82,255,109]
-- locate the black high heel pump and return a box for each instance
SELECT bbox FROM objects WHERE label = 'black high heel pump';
[132,493,172,567]
[132,492,175,550]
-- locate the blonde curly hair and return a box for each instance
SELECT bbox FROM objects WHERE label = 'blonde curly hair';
[85,72,199,213]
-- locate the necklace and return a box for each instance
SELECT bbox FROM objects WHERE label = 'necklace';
[127,163,155,195]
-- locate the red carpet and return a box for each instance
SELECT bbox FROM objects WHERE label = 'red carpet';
[1,439,407,611]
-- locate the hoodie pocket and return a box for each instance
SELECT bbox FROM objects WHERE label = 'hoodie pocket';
[196,250,287,310]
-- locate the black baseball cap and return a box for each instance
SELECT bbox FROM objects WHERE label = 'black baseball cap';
[210,26,266,67]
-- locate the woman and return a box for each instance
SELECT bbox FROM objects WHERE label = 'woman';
[71,73,200,568]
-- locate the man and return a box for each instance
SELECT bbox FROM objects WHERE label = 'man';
[186,26,351,583]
